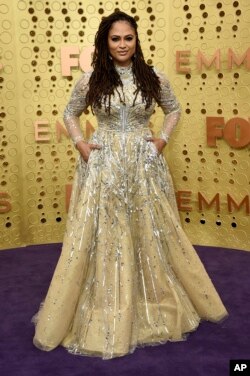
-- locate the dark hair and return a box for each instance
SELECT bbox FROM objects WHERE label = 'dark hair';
[86,11,161,113]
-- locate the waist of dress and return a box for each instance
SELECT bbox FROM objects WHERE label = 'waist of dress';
[97,124,150,133]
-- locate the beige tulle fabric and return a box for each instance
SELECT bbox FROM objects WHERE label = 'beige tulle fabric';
[33,65,228,359]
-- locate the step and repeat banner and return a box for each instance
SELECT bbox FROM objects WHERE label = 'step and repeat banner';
[0,0,249,250]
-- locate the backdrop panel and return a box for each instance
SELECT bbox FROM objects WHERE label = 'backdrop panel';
[0,0,249,250]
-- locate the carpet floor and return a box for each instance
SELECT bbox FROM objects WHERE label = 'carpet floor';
[0,244,249,376]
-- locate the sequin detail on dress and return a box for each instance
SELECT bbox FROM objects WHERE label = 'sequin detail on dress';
[33,65,228,359]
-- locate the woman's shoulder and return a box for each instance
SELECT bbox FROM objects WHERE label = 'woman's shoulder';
[151,66,171,86]
[78,69,93,82]
[152,66,168,78]
[74,70,93,89]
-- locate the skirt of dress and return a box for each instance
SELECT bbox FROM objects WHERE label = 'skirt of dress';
[33,127,228,359]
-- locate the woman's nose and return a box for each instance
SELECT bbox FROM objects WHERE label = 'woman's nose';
[119,39,126,48]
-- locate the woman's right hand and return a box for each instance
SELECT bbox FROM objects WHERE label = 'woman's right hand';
[76,140,102,162]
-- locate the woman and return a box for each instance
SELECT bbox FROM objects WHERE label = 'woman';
[33,11,228,359]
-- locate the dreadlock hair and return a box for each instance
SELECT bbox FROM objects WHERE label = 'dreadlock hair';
[85,11,162,113]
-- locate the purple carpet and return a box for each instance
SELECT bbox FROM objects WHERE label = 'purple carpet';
[0,244,249,376]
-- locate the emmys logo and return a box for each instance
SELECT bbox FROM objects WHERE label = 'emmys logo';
[176,48,250,73]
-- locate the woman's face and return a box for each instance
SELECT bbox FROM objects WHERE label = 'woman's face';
[108,20,136,67]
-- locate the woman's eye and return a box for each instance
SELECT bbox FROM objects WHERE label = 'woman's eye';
[110,36,134,42]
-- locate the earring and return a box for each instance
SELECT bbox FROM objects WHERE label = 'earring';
[109,55,113,60]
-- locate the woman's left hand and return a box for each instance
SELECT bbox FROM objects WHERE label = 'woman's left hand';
[146,137,167,155]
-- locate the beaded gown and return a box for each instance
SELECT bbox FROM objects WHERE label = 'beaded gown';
[33,64,228,359]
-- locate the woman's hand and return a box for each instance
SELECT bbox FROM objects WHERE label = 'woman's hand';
[76,140,102,162]
[146,137,167,155]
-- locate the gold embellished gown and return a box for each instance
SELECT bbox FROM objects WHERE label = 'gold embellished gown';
[33,65,228,359]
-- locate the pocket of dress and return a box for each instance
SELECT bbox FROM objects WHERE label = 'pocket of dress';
[148,141,159,155]
[84,148,101,166]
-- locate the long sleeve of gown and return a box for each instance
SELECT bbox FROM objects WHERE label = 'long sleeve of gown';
[156,71,181,143]
[63,72,91,145]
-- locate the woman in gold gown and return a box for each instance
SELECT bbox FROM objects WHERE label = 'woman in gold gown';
[33,11,228,359]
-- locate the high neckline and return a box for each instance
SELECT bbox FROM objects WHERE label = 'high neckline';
[115,63,133,77]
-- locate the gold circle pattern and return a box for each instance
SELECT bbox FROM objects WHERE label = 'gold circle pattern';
[0,0,249,251]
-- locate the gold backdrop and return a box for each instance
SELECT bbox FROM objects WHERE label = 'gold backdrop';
[0,0,249,251]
